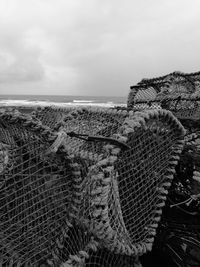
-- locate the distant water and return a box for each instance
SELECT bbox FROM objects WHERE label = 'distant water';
[0,94,127,108]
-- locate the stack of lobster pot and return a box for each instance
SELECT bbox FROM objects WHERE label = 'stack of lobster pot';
[0,105,185,266]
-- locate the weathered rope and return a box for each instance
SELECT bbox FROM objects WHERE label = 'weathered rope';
[45,130,68,154]
[138,70,200,85]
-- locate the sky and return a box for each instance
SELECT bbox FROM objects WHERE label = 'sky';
[0,0,200,96]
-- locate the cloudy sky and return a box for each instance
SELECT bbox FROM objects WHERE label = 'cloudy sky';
[0,0,200,96]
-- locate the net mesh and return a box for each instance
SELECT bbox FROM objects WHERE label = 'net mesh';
[0,110,77,266]
[128,88,200,127]
[84,249,140,267]
[34,106,72,130]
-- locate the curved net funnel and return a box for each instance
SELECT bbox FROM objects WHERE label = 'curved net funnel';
[0,110,76,266]
[59,108,185,259]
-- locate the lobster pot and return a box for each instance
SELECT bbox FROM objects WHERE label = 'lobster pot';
[0,110,75,267]
[127,71,200,111]
[59,108,185,258]
[99,109,185,256]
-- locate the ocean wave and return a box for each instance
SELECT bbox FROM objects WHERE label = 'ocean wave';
[73,100,94,103]
[0,99,126,108]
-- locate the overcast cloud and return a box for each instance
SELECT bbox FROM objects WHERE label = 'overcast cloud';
[0,0,200,96]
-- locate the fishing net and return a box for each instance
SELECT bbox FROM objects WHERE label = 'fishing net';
[153,155,200,267]
[163,130,200,220]
[128,92,200,131]
[160,96,200,125]
[56,107,185,262]
[0,109,81,266]
[127,82,168,110]
[152,126,200,267]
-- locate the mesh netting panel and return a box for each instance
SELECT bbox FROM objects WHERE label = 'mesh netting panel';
[0,110,75,266]
[133,87,157,101]
[127,95,200,126]
[114,111,183,246]
[84,249,140,267]
[57,108,185,260]
[129,102,162,111]
[160,96,200,121]
[34,106,72,129]
[59,223,99,267]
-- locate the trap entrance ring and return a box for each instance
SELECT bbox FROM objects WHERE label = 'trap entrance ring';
[0,110,80,267]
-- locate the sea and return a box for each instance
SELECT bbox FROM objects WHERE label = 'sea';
[0,94,127,108]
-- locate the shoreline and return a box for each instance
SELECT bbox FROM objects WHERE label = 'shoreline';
[0,99,127,109]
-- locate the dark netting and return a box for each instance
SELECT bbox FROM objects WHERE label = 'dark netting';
[56,107,185,264]
[159,130,200,233]
[152,124,200,267]
[160,96,200,122]
[0,110,77,266]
